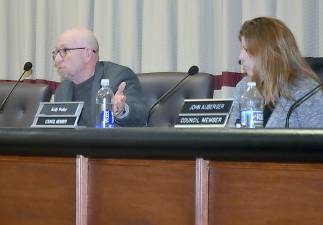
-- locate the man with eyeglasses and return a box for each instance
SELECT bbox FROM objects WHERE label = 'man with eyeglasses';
[53,27,147,127]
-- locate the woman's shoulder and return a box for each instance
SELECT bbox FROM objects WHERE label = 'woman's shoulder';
[290,75,321,98]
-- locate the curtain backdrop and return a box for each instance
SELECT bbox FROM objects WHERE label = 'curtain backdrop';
[0,0,322,84]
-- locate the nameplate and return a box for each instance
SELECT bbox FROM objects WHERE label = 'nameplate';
[34,117,78,126]
[38,103,81,115]
[31,102,84,128]
[175,99,233,128]
[180,99,232,114]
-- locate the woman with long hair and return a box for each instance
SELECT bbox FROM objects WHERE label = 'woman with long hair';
[227,17,323,128]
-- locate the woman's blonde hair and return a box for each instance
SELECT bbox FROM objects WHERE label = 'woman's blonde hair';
[239,17,319,105]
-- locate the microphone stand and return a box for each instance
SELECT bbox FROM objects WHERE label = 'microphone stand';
[285,82,323,128]
[147,74,190,124]
[146,66,199,126]
[0,70,30,112]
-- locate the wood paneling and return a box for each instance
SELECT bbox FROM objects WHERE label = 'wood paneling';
[1,148,323,225]
[0,156,76,225]
[87,159,195,225]
[208,162,323,225]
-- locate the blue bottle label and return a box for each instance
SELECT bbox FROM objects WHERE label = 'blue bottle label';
[97,109,114,128]
[240,110,263,128]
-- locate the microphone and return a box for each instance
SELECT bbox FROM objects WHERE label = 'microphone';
[0,62,33,112]
[285,82,323,128]
[146,65,199,126]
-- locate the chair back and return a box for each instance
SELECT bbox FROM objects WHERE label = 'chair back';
[305,57,323,81]
[138,72,214,127]
[0,82,52,127]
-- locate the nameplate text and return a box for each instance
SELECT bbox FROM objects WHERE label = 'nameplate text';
[31,102,84,128]
[175,99,233,128]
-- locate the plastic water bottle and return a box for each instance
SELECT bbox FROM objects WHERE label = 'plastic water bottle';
[96,79,114,128]
[240,81,264,128]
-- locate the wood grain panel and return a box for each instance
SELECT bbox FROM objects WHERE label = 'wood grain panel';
[208,162,323,225]
[88,159,195,225]
[0,156,76,225]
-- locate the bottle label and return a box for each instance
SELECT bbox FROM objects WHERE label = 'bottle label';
[96,108,114,128]
[240,110,263,128]
[103,109,114,128]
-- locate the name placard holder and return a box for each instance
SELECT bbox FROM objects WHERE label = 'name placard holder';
[31,102,84,128]
[174,99,233,128]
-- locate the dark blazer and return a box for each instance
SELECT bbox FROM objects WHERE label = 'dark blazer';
[55,61,148,127]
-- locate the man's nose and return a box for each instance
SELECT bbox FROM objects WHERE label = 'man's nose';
[54,54,63,64]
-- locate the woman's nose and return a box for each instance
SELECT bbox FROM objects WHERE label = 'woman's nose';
[239,52,244,63]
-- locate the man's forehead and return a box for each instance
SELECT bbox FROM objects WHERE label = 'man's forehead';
[56,33,81,47]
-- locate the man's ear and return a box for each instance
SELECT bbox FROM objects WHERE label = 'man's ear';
[84,48,94,62]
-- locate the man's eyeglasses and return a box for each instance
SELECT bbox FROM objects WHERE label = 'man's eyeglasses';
[52,47,96,60]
